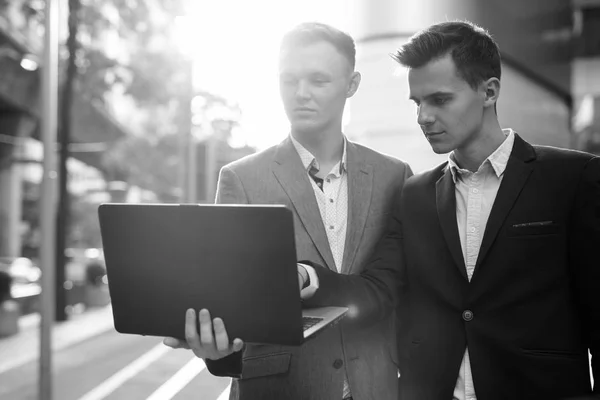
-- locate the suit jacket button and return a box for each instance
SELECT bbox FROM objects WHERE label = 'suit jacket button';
[333,359,344,369]
[462,310,474,321]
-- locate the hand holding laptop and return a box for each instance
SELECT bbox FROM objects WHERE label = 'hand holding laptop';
[164,267,308,358]
[163,308,244,360]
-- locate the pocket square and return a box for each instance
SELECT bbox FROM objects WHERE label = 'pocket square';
[512,221,554,228]
[508,221,560,237]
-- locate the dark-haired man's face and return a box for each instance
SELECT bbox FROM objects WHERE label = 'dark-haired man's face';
[279,41,357,138]
[408,53,487,155]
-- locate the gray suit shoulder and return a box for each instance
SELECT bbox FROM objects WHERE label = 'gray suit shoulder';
[351,141,411,172]
[219,143,279,175]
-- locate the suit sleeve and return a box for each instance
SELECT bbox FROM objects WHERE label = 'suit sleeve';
[205,165,247,377]
[570,156,600,393]
[302,162,414,327]
[214,165,249,204]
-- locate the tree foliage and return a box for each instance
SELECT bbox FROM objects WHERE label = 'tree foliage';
[22,0,251,199]
[13,0,255,254]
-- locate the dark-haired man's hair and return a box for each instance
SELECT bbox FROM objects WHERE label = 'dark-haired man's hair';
[280,22,356,70]
[392,20,501,89]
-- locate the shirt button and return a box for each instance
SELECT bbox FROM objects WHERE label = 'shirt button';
[462,310,474,321]
[329,225,334,230]
[472,189,478,193]
[326,178,331,183]
[470,227,476,233]
[329,199,334,203]
[333,359,344,369]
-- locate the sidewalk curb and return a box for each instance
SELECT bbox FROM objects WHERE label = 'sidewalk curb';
[0,305,114,375]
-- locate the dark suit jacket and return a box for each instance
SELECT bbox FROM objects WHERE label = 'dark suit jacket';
[309,134,600,399]
[206,137,412,400]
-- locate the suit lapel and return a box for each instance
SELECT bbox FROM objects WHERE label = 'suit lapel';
[271,138,337,271]
[343,143,372,274]
[474,134,535,272]
[436,166,468,280]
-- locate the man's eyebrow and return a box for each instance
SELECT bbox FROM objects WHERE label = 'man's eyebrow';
[409,91,454,101]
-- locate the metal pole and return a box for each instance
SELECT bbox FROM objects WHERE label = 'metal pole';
[177,125,187,202]
[187,129,196,203]
[185,59,196,203]
[174,15,189,204]
[40,0,59,399]
[204,135,217,203]
[177,86,187,202]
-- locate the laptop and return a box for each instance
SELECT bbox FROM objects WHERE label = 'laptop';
[98,203,348,346]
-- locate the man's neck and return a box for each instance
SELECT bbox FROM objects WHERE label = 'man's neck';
[292,129,344,169]
[453,120,506,173]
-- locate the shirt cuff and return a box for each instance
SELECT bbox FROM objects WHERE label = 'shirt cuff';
[298,263,319,299]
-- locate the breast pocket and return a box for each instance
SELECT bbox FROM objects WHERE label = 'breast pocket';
[507,221,561,237]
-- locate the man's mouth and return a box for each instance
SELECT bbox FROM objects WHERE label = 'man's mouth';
[295,107,316,113]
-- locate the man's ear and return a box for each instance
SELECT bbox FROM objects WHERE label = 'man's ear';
[347,71,361,98]
[482,77,500,109]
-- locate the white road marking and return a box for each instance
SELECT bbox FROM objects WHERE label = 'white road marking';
[77,344,170,400]
[216,383,231,400]
[146,357,206,400]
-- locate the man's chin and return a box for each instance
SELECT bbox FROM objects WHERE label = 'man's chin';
[291,121,321,135]
[429,143,452,155]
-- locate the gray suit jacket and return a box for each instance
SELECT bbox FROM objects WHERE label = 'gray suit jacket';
[206,136,412,400]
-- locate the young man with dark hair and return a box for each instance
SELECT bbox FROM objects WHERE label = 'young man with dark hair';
[300,20,599,399]
[164,22,413,400]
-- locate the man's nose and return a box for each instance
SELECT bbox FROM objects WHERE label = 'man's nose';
[417,105,434,126]
[295,80,310,100]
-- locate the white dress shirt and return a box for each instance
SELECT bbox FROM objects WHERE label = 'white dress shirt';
[450,129,515,400]
[290,134,352,399]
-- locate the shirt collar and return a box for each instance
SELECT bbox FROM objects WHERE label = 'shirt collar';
[290,134,347,176]
[447,128,515,183]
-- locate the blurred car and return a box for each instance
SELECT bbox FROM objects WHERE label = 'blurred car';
[0,256,41,315]
[65,247,104,284]
[64,248,108,309]
[0,256,41,285]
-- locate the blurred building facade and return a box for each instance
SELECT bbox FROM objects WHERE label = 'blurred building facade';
[572,0,600,153]
[0,1,42,258]
[0,2,126,258]
[2,0,600,256]
[345,0,600,172]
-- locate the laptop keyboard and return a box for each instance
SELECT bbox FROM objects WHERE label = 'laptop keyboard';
[302,316,324,331]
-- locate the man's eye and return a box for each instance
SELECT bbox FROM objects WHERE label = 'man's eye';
[434,97,449,105]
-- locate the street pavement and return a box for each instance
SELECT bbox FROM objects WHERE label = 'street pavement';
[0,306,231,400]
[1,306,594,399]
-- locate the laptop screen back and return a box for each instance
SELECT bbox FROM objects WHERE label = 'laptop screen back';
[99,203,304,345]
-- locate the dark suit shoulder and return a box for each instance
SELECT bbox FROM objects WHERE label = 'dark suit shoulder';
[405,162,447,189]
[533,144,597,165]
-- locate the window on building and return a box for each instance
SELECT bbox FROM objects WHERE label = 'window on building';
[576,5,600,57]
